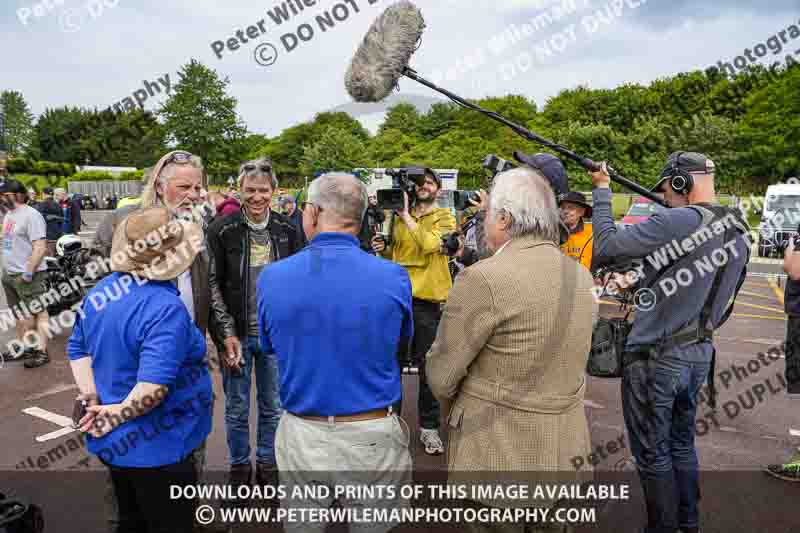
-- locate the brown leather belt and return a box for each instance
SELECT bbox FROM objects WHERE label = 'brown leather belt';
[292,407,392,423]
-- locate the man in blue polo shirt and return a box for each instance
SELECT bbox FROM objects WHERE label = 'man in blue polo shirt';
[257,172,413,533]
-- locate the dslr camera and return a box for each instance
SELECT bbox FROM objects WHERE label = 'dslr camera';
[449,154,517,211]
[376,167,428,211]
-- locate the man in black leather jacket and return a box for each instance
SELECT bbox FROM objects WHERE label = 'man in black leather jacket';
[206,157,303,487]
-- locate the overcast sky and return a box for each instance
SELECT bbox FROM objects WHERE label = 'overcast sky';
[3,0,798,138]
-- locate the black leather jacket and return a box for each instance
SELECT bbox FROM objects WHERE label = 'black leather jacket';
[207,210,303,346]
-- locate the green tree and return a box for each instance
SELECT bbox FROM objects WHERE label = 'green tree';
[0,91,35,155]
[159,59,248,168]
[736,64,800,181]
[379,103,421,136]
[300,126,369,177]
[33,107,165,166]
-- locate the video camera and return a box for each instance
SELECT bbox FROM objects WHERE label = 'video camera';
[376,167,428,211]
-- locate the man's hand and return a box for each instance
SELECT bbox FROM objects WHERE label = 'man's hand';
[80,403,124,438]
[222,336,243,372]
[371,234,386,254]
[468,190,488,211]
[783,238,800,280]
[396,191,411,221]
[21,272,33,284]
[589,161,611,189]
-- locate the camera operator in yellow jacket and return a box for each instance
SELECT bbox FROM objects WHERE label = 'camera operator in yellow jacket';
[558,191,593,271]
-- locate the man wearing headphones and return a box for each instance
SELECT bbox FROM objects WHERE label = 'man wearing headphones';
[590,152,750,533]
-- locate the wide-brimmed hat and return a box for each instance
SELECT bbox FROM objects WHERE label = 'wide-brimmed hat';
[110,207,203,281]
[557,191,592,217]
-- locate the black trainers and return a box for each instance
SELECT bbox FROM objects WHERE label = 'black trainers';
[255,463,279,487]
[23,350,50,369]
[228,464,252,486]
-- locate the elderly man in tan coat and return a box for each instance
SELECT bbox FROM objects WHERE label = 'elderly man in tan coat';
[427,166,597,533]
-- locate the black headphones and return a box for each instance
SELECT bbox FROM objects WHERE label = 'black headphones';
[667,151,694,196]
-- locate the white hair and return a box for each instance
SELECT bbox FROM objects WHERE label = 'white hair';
[307,172,368,226]
[158,155,204,187]
[141,153,204,209]
[488,167,561,242]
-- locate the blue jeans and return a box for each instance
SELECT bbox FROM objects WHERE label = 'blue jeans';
[222,336,282,467]
[622,353,710,533]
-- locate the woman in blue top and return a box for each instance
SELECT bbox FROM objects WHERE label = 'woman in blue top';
[67,207,212,533]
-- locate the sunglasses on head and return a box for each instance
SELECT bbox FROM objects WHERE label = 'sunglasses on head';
[164,151,195,165]
[241,163,273,174]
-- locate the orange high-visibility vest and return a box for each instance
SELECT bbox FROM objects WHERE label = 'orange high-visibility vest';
[561,221,593,271]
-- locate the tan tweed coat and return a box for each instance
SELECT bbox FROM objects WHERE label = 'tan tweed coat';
[427,235,597,508]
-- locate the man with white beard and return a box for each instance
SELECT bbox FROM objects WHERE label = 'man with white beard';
[91,150,217,533]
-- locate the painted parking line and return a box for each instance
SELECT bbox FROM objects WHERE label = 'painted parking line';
[739,290,782,301]
[732,313,786,321]
[734,301,785,314]
[768,278,785,306]
[22,406,77,442]
[790,429,800,438]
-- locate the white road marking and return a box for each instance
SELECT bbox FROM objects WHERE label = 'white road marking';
[719,426,740,433]
[790,429,800,437]
[36,426,77,442]
[584,400,605,409]
[23,406,74,428]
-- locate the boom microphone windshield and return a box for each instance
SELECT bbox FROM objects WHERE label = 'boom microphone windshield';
[345,1,667,207]
[345,1,425,103]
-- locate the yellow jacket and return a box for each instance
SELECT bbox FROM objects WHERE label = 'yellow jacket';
[561,220,593,271]
[381,208,457,303]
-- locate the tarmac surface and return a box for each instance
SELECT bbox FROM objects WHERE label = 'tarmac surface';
[0,210,798,532]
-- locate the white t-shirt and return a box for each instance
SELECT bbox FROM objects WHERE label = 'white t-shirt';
[2,205,47,274]
[178,270,195,321]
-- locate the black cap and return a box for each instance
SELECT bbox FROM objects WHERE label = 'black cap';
[43,187,54,195]
[513,151,570,197]
[558,191,592,218]
[651,151,716,192]
[0,180,26,194]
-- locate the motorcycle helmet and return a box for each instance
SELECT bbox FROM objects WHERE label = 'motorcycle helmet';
[56,234,82,257]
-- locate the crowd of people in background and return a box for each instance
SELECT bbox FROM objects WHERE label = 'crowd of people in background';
[2,146,793,533]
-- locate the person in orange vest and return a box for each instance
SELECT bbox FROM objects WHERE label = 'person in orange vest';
[558,191,593,271]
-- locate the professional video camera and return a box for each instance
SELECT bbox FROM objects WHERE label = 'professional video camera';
[376,167,428,211]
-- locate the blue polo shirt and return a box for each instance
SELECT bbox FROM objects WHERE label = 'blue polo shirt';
[67,272,212,468]
[257,232,413,416]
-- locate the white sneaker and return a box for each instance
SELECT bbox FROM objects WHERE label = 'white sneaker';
[420,428,444,455]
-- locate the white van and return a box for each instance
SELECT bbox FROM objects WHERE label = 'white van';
[757,183,800,257]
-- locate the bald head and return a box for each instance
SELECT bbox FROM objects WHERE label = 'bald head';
[305,172,368,238]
